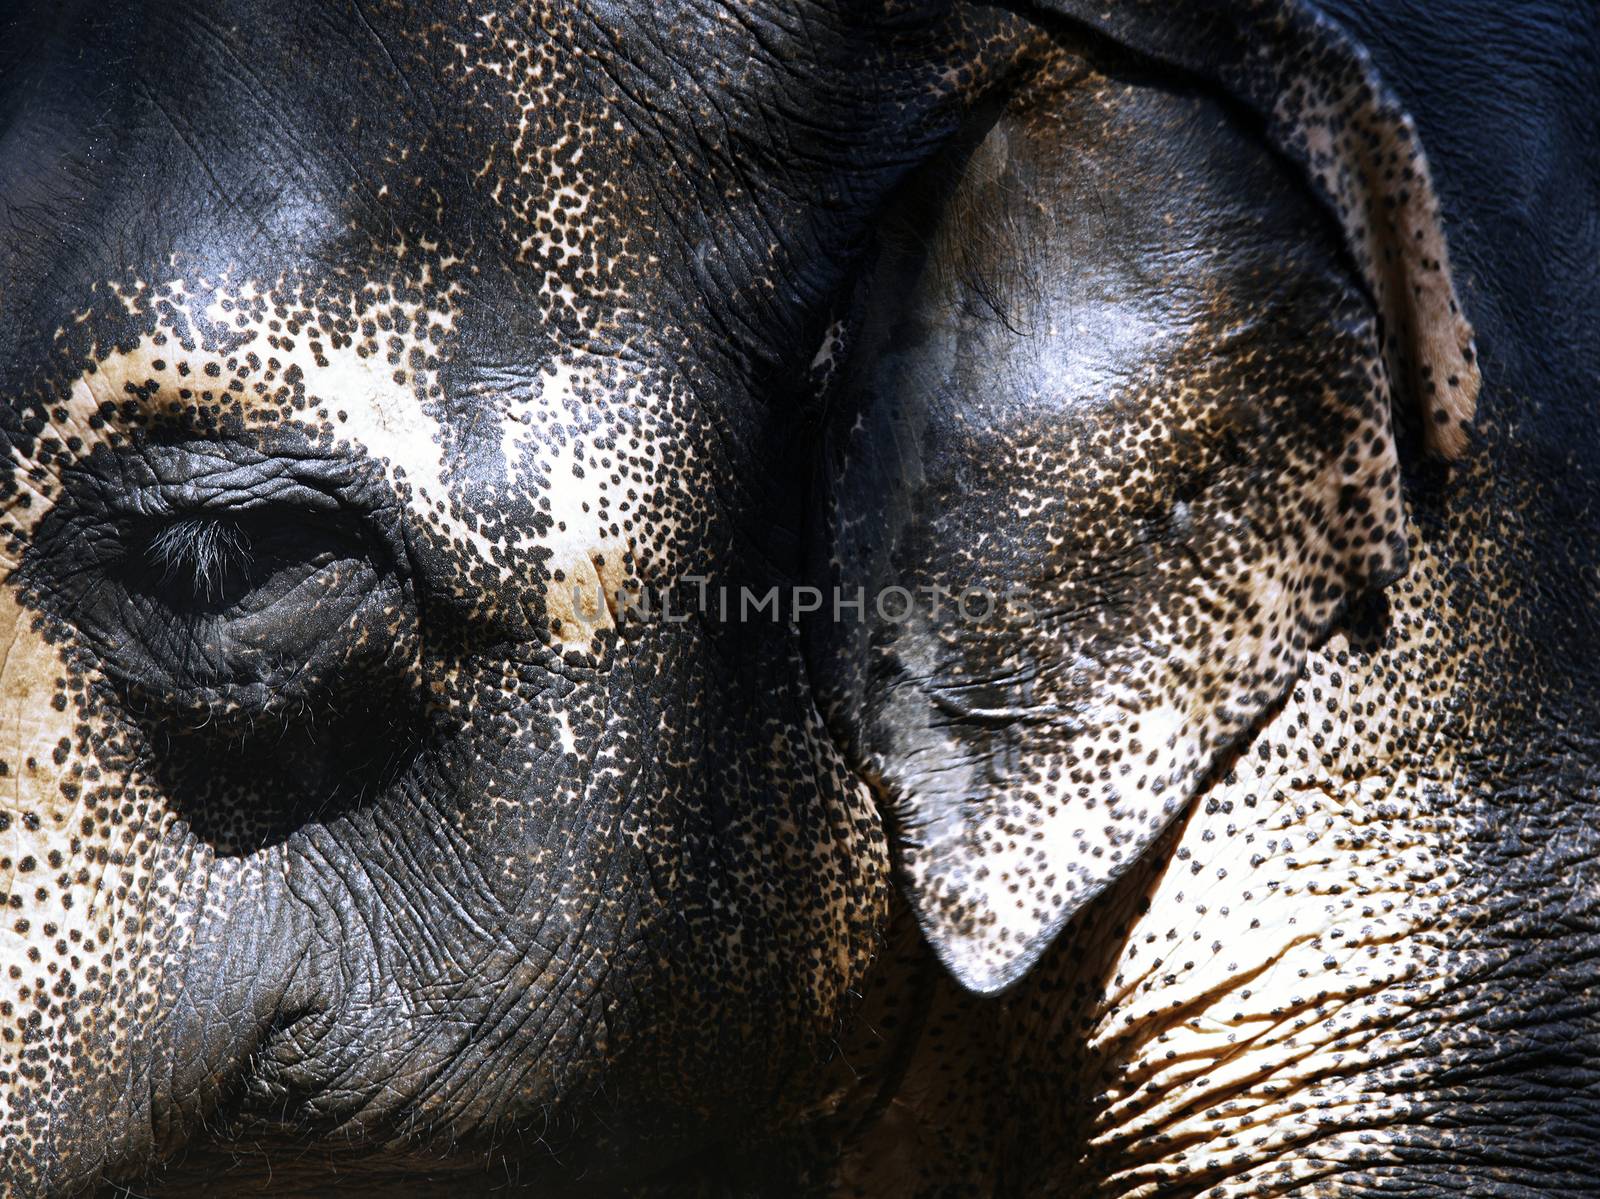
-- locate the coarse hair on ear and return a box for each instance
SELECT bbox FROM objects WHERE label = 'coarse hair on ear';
[807,0,1477,995]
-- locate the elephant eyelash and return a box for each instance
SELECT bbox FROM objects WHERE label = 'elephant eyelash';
[146,516,255,603]
[947,192,1048,334]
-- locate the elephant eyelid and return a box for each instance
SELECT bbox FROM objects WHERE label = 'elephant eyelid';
[85,438,380,524]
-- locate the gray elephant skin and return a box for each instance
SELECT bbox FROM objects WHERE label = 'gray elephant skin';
[0,0,1595,1195]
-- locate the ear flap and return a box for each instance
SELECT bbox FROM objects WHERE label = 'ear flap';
[1029,0,1479,455]
[807,7,1477,995]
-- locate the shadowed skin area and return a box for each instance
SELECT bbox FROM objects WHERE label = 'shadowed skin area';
[0,1,1595,1197]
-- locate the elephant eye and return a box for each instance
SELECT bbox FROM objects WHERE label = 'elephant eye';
[16,443,421,725]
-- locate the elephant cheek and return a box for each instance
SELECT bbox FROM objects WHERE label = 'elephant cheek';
[0,584,300,1193]
[0,583,138,1189]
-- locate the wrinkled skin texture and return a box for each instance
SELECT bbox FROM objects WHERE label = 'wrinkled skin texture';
[0,2,1595,1198]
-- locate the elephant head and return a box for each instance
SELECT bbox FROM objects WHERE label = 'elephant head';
[10,0,1583,1195]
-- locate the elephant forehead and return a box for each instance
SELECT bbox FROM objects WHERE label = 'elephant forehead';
[0,1,996,622]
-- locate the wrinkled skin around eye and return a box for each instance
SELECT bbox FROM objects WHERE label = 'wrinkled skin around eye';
[20,440,416,707]
[11,438,425,853]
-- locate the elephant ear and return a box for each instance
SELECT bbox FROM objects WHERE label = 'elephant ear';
[1034,0,1479,456]
[806,4,1478,994]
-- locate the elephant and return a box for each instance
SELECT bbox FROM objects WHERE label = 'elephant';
[0,0,1595,1194]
